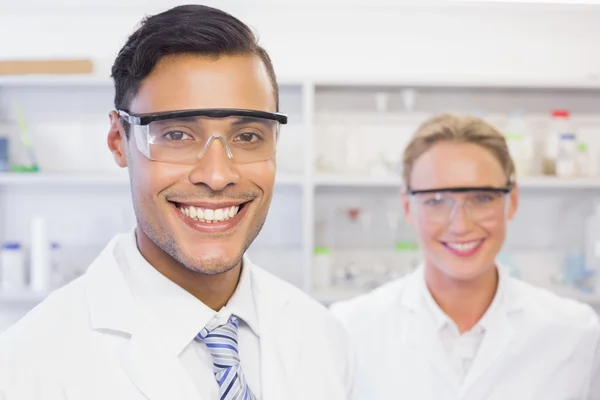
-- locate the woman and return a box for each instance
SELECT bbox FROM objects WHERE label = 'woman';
[330,113,600,399]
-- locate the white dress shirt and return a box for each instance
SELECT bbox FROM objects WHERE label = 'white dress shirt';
[419,271,504,385]
[118,232,261,399]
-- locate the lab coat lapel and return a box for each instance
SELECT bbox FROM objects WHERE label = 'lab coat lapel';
[461,268,522,393]
[250,264,300,400]
[122,322,199,400]
[84,234,199,400]
[460,309,516,393]
[401,268,457,388]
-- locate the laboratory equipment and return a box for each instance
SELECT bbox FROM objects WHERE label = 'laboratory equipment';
[313,247,333,289]
[576,143,590,176]
[0,242,26,290]
[504,111,534,177]
[11,102,39,172]
[556,133,577,178]
[543,110,572,176]
[558,252,595,294]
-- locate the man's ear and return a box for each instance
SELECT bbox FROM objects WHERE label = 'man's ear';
[107,111,128,168]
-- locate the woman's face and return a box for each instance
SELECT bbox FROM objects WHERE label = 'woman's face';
[402,141,519,282]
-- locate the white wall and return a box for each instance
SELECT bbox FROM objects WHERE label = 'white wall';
[1,1,600,83]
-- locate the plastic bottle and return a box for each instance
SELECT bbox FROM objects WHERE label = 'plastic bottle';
[556,133,578,178]
[0,242,26,290]
[313,247,333,289]
[544,110,571,175]
[29,216,51,291]
[504,111,533,177]
[576,143,590,177]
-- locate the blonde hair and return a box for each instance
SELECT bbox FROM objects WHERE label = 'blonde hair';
[402,113,515,187]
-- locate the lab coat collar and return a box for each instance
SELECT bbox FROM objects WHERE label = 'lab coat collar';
[417,262,511,333]
[84,234,136,333]
[117,229,260,358]
[399,262,522,316]
[399,262,524,392]
[83,231,296,400]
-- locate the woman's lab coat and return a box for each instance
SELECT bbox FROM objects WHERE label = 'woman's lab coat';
[0,232,354,400]
[330,265,600,400]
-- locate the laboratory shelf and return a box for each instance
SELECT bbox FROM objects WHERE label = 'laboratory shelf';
[313,174,600,189]
[314,174,403,188]
[518,176,600,189]
[3,74,600,91]
[0,74,306,88]
[0,172,129,186]
[310,287,600,308]
[0,172,305,187]
[0,74,113,87]
[310,74,600,90]
[310,288,369,305]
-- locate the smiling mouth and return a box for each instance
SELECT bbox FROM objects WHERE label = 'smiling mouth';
[170,201,251,223]
[441,239,485,257]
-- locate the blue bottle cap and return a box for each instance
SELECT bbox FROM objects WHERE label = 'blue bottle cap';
[2,242,21,250]
[560,133,576,140]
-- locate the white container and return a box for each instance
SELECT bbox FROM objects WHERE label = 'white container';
[313,247,333,289]
[504,111,534,177]
[556,133,578,178]
[544,110,572,176]
[0,242,26,290]
[576,143,590,176]
[29,216,51,291]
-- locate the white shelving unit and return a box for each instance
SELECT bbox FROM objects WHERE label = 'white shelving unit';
[2,73,600,317]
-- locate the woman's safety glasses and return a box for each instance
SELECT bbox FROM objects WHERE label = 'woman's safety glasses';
[406,185,513,225]
[117,108,288,165]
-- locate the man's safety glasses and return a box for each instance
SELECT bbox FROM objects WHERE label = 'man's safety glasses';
[118,108,288,165]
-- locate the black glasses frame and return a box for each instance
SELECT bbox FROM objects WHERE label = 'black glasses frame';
[406,184,514,196]
[117,108,288,125]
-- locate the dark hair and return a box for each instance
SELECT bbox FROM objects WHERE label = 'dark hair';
[110,4,279,116]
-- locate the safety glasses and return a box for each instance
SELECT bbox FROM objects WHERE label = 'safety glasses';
[406,185,513,224]
[118,108,288,165]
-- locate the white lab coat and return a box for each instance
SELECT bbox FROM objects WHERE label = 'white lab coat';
[330,265,600,400]
[0,233,354,400]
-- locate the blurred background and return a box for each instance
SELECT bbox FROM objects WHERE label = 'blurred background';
[2,0,600,331]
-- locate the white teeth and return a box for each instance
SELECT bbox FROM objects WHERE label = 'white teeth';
[178,204,242,223]
[447,240,482,252]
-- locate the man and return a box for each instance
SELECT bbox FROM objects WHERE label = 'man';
[0,5,354,400]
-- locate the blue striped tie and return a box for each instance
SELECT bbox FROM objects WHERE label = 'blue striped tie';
[197,314,256,400]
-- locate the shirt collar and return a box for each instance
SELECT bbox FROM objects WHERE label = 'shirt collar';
[118,228,259,357]
[418,263,507,332]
